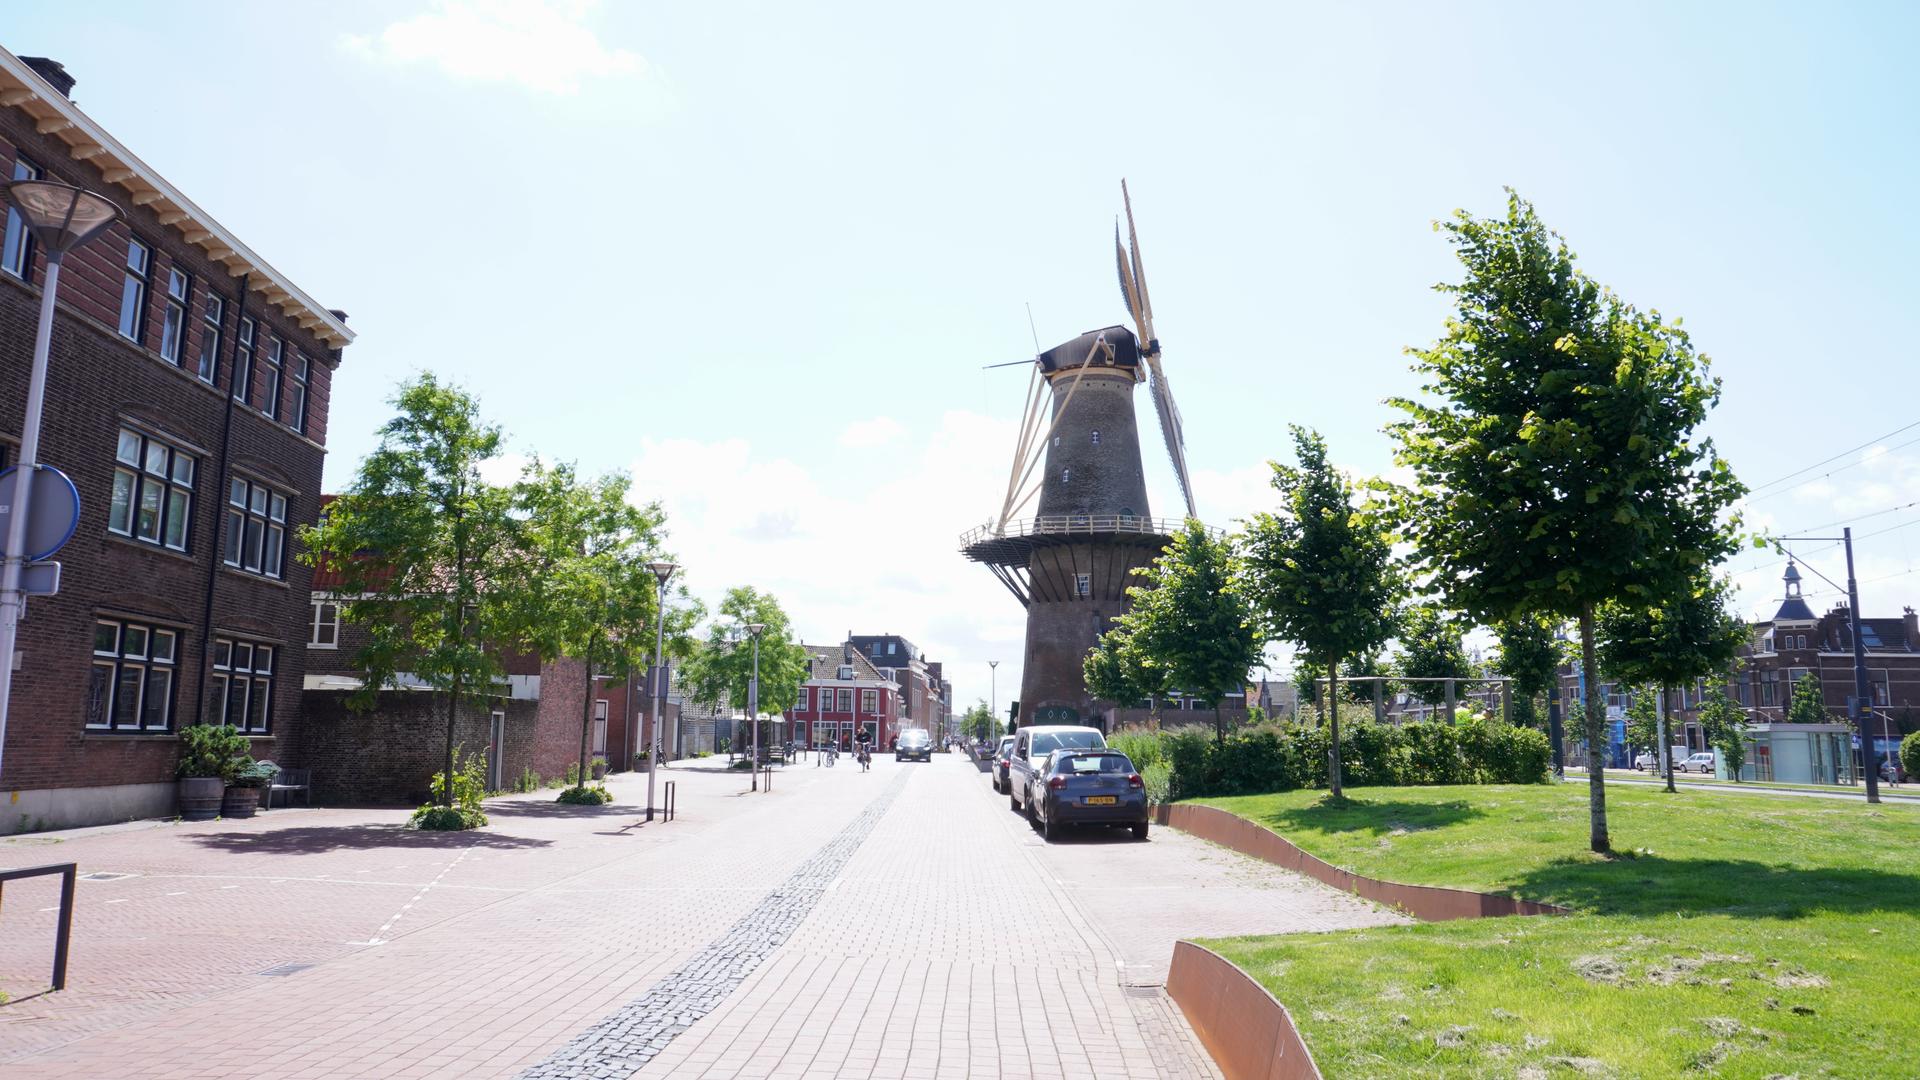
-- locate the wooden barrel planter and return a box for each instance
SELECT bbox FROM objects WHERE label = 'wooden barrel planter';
[220,786,261,819]
[177,777,224,821]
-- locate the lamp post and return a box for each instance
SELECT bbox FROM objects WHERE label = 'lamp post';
[1773,532,1880,804]
[987,660,999,742]
[644,560,676,822]
[745,622,766,790]
[0,181,119,783]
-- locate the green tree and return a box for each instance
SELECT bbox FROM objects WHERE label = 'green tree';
[1241,427,1402,796]
[1112,520,1260,743]
[1397,605,1471,708]
[1084,622,1169,716]
[1697,692,1749,780]
[1624,691,1659,761]
[1595,572,1748,791]
[681,587,809,756]
[1387,193,1744,852]
[961,700,999,741]
[1786,672,1829,726]
[1494,614,1562,728]
[300,375,519,814]
[505,460,670,792]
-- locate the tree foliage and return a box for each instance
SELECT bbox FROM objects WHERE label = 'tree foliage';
[1624,691,1659,756]
[300,374,519,809]
[1386,192,1745,852]
[1397,605,1472,705]
[1595,573,1748,696]
[962,700,999,741]
[1240,426,1402,795]
[1106,520,1260,742]
[1697,692,1749,780]
[1083,622,1167,711]
[1786,672,1829,726]
[681,587,809,730]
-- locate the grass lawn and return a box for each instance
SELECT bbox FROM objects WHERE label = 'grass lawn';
[1195,784,1920,1079]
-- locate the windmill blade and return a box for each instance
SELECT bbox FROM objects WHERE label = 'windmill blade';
[1115,224,1141,323]
[1151,370,1198,519]
[1121,179,1155,346]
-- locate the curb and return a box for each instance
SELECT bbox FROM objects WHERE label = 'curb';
[1166,940,1324,1080]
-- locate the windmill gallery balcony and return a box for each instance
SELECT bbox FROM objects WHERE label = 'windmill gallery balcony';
[958,514,1185,566]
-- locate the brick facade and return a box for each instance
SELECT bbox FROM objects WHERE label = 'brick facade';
[1,57,349,830]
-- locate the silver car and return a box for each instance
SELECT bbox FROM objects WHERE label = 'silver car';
[1008,725,1108,816]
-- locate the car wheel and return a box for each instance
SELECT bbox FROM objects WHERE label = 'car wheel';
[1038,800,1053,840]
[1010,787,1021,813]
[1131,820,1150,841]
[1026,794,1040,830]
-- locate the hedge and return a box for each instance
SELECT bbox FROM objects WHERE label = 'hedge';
[1113,717,1551,800]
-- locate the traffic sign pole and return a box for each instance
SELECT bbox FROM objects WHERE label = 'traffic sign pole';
[0,253,63,782]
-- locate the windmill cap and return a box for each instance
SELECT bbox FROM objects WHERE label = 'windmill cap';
[1037,325,1141,375]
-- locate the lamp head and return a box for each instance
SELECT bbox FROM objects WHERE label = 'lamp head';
[3,180,120,256]
[646,559,678,585]
[745,622,767,638]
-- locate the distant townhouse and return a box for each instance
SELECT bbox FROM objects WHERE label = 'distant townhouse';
[785,642,900,750]
[1,52,354,831]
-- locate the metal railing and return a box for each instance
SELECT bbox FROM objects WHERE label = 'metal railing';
[959,515,1187,547]
[0,862,77,992]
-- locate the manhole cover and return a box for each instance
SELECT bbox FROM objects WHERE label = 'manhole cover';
[257,963,314,977]
[80,871,135,882]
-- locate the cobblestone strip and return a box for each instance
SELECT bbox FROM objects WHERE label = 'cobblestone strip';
[519,771,911,1080]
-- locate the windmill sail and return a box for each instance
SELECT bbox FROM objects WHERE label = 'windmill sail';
[1116,180,1197,519]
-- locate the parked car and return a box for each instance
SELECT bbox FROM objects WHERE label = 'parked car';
[1679,751,1717,774]
[896,729,933,762]
[1026,749,1149,841]
[1633,751,1657,771]
[1008,725,1108,816]
[991,735,1016,793]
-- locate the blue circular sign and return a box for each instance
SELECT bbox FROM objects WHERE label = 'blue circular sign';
[0,464,82,562]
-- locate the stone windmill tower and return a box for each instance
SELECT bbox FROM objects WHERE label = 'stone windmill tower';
[961,182,1196,729]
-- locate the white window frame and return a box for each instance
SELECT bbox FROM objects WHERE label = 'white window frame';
[210,636,275,734]
[195,291,222,384]
[309,599,340,649]
[109,428,195,551]
[287,352,309,433]
[118,237,150,343]
[861,688,878,714]
[87,619,178,732]
[3,154,40,279]
[261,335,283,419]
[160,267,190,365]
[225,477,288,578]
[1075,572,1091,597]
[232,316,255,403]
[794,687,809,711]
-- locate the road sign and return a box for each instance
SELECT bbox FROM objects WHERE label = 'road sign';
[22,560,60,596]
[0,465,81,562]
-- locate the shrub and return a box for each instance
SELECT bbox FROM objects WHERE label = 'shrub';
[1901,731,1920,780]
[411,805,486,830]
[1108,729,1165,772]
[411,745,489,830]
[563,762,581,786]
[1141,761,1173,804]
[556,784,613,805]
[513,766,542,793]
[230,759,279,789]
[176,724,251,781]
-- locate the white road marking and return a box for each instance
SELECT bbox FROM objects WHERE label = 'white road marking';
[367,845,476,946]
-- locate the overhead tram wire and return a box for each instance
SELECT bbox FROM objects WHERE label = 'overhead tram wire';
[1743,417,1920,495]
[1728,504,1920,581]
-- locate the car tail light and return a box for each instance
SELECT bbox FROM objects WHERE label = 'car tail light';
[1047,776,1067,791]
[1127,773,1143,788]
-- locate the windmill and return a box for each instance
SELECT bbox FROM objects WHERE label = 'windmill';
[959,181,1197,729]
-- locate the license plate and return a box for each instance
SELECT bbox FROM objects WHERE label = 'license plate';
[1084,796,1116,805]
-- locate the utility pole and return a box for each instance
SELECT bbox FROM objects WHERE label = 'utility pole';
[1844,528,1881,804]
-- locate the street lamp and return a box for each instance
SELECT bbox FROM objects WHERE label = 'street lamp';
[1772,531,1881,804]
[0,181,120,783]
[987,660,999,743]
[744,622,766,791]
[644,560,676,822]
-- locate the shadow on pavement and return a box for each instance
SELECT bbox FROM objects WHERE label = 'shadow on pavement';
[1031,823,1148,845]
[487,800,635,819]
[188,824,552,854]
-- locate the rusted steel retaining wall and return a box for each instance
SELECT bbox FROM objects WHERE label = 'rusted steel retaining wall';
[1156,802,1568,921]
[1166,941,1323,1080]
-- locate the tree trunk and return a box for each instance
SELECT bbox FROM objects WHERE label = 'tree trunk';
[443,516,467,808]
[1579,605,1610,853]
[1327,653,1344,799]
[1660,686,1677,793]
[576,639,596,789]
[1213,702,1224,745]
[443,676,460,807]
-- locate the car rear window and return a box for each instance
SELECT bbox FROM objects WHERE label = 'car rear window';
[1063,754,1131,774]
[1029,731,1106,756]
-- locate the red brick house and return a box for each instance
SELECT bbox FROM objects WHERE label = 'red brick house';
[784,642,899,751]
[1,52,352,831]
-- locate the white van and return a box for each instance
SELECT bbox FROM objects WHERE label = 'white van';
[1007,726,1107,814]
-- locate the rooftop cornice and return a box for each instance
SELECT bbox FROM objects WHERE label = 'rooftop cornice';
[0,47,354,350]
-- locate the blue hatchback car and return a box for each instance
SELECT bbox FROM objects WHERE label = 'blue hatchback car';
[1029,749,1149,841]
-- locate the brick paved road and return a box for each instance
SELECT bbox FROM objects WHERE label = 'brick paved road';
[1,753,1398,1079]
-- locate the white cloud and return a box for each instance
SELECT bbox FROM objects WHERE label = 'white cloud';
[837,417,905,450]
[343,0,644,95]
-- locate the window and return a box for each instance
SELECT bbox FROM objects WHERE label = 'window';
[87,619,177,732]
[861,688,878,714]
[309,600,340,648]
[2,154,40,279]
[1091,430,1101,445]
[225,478,288,577]
[1075,573,1091,597]
[287,353,309,432]
[232,317,255,403]
[160,268,190,364]
[118,238,151,342]
[195,293,222,384]
[794,687,809,711]
[837,688,854,712]
[109,429,195,551]
[209,637,274,734]
[887,642,896,655]
[1062,467,1071,483]
[261,336,283,418]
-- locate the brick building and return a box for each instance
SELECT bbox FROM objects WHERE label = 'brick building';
[1,52,353,831]
[784,641,900,751]
[847,632,948,737]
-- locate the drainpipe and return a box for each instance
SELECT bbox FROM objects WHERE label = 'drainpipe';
[194,272,248,727]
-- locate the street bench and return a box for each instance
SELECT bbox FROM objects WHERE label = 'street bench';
[266,768,311,809]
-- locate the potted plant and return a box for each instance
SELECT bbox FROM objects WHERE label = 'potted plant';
[633,749,649,770]
[176,724,248,821]
[222,759,278,818]
[590,755,609,780]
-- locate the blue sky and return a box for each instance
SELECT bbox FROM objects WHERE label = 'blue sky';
[11,1,1920,705]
